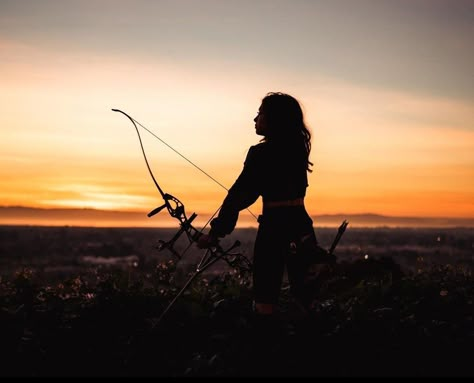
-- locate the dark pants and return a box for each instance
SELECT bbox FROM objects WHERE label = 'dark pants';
[253,206,316,305]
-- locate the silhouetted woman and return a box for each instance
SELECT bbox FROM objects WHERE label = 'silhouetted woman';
[199,92,318,316]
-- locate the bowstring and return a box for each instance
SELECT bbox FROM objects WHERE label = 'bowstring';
[129,115,258,222]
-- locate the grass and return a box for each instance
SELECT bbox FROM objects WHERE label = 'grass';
[0,256,472,377]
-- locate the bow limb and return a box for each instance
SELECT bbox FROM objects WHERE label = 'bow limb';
[112,108,166,199]
[112,108,202,256]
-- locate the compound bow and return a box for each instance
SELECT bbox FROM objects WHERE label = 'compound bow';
[112,109,251,325]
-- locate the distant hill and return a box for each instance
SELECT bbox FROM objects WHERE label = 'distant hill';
[312,213,474,228]
[0,206,473,228]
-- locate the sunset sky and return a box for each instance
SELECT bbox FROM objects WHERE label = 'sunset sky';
[1,0,473,227]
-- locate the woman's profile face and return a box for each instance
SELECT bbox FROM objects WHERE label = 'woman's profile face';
[254,105,268,136]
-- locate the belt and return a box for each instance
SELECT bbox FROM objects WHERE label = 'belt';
[263,198,305,209]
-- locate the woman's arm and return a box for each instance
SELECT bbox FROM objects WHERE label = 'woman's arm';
[209,145,263,237]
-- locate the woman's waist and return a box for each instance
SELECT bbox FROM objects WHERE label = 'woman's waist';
[263,197,305,209]
[257,202,312,231]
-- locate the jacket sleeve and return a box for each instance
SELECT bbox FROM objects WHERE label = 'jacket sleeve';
[209,146,262,237]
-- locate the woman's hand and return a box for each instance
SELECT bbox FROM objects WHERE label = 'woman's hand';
[197,233,219,249]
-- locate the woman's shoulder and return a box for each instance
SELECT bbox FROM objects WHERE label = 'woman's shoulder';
[248,142,271,157]
[249,141,268,152]
[244,142,269,165]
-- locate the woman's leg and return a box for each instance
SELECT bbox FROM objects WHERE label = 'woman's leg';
[286,230,318,307]
[286,211,318,307]
[252,223,286,315]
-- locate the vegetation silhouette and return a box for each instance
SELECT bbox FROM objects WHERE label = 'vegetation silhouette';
[0,232,472,377]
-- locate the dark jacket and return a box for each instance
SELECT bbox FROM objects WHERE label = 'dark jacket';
[210,140,308,236]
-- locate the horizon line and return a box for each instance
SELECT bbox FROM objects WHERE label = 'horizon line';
[0,205,473,229]
[1,205,473,220]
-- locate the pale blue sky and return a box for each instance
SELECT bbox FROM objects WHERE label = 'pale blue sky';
[1,0,473,100]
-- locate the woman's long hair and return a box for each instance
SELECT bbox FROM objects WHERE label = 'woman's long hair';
[260,92,313,172]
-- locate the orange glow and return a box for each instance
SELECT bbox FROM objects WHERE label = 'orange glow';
[1,39,473,227]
